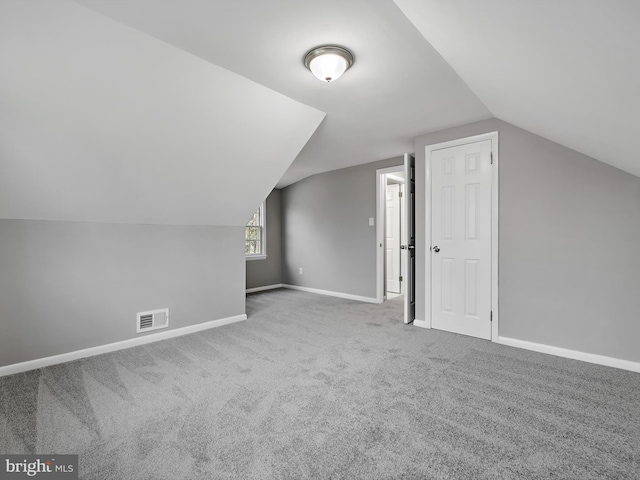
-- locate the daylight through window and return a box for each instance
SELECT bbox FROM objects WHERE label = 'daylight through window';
[245,203,265,257]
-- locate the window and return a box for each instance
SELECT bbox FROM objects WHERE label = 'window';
[245,203,266,260]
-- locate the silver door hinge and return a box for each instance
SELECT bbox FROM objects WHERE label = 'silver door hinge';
[399,276,403,282]
[399,191,403,198]
[490,311,493,322]
[490,152,494,164]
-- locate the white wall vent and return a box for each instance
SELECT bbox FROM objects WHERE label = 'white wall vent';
[136,308,169,333]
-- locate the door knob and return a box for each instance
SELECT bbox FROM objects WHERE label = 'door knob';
[432,246,440,253]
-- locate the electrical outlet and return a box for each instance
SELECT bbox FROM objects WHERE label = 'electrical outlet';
[299,267,303,275]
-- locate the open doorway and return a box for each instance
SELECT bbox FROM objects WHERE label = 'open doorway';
[386,172,405,299]
[376,166,405,303]
[377,154,415,324]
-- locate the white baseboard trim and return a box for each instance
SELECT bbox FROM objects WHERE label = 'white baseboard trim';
[0,314,247,378]
[246,284,284,294]
[282,284,378,304]
[413,319,430,329]
[497,336,640,373]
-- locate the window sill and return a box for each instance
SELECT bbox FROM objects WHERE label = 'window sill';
[246,255,267,261]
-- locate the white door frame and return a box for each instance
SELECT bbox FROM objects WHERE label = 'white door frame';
[415,132,499,341]
[376,165,405,303]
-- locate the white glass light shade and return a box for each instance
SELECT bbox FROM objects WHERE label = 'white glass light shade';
[309,53,348,83]
[304,46,354,83]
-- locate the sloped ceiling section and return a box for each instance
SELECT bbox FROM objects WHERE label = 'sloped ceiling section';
[0,1,324,225]
[394,0,640,178]
[75,0,491,188]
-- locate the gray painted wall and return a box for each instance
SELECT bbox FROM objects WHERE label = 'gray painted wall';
[246,189,283,289]
[5,118,637,368]
[281,157,403,299]
[0,220,245,367]
[415,118,640,363]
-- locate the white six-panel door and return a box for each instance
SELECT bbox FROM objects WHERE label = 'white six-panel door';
[431,140,492,340]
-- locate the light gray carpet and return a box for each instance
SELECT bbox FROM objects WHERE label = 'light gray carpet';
[1,289,639,479]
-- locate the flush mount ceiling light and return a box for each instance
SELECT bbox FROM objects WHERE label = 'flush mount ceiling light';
[304,45,354,83]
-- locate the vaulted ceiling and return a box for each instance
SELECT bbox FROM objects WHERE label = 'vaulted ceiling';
[73,0,491,188]
[1,1,637,226]
[394,0,640,179]
[0,1,324,225]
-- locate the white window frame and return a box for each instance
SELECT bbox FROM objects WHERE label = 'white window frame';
[245,203,267,261]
